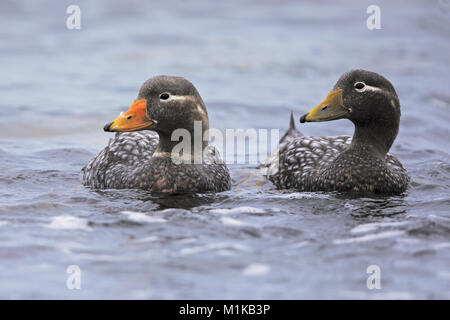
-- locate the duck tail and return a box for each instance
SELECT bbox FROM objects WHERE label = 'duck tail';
[279,111,303,144]
[289,111,296,131]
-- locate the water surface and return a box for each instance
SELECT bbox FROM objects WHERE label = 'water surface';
[0,0,449,299]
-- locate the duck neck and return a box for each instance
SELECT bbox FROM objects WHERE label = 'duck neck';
[349,119,399,158]
[155,120,209,163]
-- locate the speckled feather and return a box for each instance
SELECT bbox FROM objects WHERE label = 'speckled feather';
[82,131,231,193]
[266,132,409,193]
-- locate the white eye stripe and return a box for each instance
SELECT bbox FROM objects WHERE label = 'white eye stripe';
[169,95,188,101]
[354,82,383,93]
[161,95,195,102]
[362,85,383,93]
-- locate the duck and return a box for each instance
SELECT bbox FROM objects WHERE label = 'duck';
[264,69,409,194]
[82,76,231,193]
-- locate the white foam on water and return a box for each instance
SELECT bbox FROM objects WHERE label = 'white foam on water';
[180,242,249,255]
[43,216,91,231]
[243,263,271,276]
[121,211,166,224]
[290,241,311,249]
[333,230,405,245]
[350,221,409,234]
[133,236,159,243]
[427,214,450,222]
[0,221,9,227]
[160,208,192,215]
[268,192,331,200]
[344,202,357,210]
[220,217,254,227]
[209,206,266,215]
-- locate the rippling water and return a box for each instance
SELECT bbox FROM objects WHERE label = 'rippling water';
[0,0,449,299]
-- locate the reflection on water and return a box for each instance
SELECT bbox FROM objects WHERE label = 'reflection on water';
[0,0,449,299]
[92,189,223,210]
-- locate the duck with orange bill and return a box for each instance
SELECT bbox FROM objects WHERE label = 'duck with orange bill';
[82,76,231,193]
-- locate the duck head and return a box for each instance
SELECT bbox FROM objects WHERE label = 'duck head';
[300,69,401,155]
[104,76,209,150]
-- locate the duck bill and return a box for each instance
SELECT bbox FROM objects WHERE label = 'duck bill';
[104,99,155,132]
[300,89,350,123]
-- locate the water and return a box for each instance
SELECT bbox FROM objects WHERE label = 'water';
[0,0,449,299]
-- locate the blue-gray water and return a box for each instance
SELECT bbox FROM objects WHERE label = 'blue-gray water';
[0,0,449,299]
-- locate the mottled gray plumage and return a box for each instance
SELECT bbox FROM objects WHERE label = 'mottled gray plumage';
[265,70,409,194]
[82,76,231,193]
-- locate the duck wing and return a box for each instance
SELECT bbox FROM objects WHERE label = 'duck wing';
[82,131,159,188]
[266,135,352,189]
[266,133,407,190]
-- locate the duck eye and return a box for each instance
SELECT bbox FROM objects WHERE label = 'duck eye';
[354,82,365,90]
[160,93,170,100]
